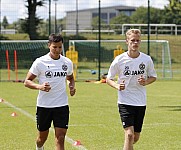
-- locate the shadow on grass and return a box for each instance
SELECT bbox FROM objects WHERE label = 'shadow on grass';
[159,106,181,111]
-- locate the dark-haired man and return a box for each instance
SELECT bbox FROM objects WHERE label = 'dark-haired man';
[24,34,76,150]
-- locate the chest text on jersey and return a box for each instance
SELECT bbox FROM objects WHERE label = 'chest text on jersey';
[45,71,67,78]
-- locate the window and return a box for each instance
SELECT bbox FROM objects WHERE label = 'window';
[110,13,116,19]
[92,13,108,24]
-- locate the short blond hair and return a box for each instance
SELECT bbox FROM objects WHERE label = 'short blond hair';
[125,29,141,38]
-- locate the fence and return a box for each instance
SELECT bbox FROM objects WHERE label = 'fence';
[0,1,181,81]
[68,40,173,81]
[62,24,181,35]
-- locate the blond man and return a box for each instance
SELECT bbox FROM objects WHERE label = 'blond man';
[106,29,157,150]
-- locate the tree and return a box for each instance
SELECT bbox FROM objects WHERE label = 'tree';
[110,13,131,24]
[162,0,181,24]
[24,0,45,40]
[130,7,163,24]
[17,19,28,33]
[2,16,9,29]
[109,13,130,34]
[91,16,106,30]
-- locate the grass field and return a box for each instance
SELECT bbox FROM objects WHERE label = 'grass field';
[0,80,181,150]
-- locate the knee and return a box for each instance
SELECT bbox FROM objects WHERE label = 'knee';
[56,135,65,144]
[55,128,67,145]
[126,132,134,141]
[37,136,48,144]
[133,134,140,144]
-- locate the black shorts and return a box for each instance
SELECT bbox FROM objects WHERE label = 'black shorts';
[118,104,146,132]
[36,105,69,131]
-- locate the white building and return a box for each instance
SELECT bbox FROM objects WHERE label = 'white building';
[1,29,16,34]
[66,5,137,31]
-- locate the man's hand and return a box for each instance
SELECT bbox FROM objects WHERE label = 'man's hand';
[40,82,51,92]
[69,85,76,96]
[138,75,146,86]
[119,80,125,90]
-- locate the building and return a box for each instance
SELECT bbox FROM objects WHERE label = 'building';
[65,5,137,31]
[0,29,16,34]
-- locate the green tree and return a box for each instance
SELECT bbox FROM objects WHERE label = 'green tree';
[2,16,9,29]
[91,16,106,30]
[110,13,130,24]
[24,0,45,40]
[57,17,66,32]
[17,19,28,33]
[162,0,181,24]
[130,6,163,24]
[109,13,130,34]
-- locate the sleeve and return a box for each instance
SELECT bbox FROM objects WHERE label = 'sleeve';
[29,59,40,76]
[107,58,119,80]
[67,59,73,76]
[147,57,157,78]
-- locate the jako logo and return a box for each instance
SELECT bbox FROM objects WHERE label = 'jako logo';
[54,72,67,77]
[45,71,53,78]
[45,71,67,78]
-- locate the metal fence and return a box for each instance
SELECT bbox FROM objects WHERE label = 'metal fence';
[0,1,181,80]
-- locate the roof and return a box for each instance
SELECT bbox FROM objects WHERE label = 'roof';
[66,5,137,13]
[114,5,137,11]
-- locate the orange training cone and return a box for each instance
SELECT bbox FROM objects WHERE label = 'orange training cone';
[11,112,17,117]
[73,140,81,146]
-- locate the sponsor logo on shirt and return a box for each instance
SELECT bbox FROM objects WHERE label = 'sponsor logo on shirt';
[54,71,67,77]
[45,70,67,78]
[123,63,145,77]
[45,71,53,78]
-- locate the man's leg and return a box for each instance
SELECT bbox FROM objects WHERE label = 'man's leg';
[54,127,67,150]
[36,130,49,149]
[123,126,134,150]
[133,132,140,144]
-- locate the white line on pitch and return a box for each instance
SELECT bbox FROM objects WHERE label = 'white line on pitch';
[69,124,105,127]
[144,122,181,127]
[146,123,181,126]
[3,100,87,150]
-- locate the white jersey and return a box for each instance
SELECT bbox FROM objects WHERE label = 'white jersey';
[29,53,73,108]
[107,52,157,106]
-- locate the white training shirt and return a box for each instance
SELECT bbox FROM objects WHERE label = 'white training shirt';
[29,53,73,108]
[107,52,157,106]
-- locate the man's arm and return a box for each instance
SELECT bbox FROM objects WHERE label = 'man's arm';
[66,74,76,96]
[138,75,156,86]
[106,78,125,91]
[24,72,51,92]
[145,76,156,85]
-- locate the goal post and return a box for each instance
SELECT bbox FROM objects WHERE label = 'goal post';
[69,40,172,80]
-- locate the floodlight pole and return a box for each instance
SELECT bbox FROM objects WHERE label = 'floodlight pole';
[54,0,58,33]
[147,0,150,55]
[0,0,1,37]
[98,0,101,81]
[76,0,79,38]
[0,0,1,81]
[49,0,51,35]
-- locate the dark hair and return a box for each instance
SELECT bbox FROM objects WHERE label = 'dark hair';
[48,33,63,43]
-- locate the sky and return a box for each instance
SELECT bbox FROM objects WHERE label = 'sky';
[1,0,170,24]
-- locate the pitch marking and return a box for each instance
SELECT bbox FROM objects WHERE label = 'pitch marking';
[3,100,87,150]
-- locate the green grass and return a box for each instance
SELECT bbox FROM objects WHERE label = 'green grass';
[1,34,30,40]
[0,80,181,150]
[1,62,181,82]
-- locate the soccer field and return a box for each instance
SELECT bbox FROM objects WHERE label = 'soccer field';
[0,80,181,150]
